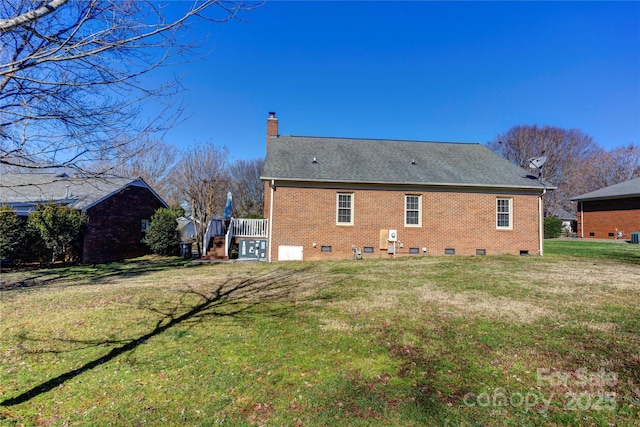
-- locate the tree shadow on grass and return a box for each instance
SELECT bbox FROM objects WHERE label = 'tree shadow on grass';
[0,257,191,291]
[1,267,314,407]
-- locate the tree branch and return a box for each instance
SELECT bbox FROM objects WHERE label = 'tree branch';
[0,0,259,171]
[0,0,69,32]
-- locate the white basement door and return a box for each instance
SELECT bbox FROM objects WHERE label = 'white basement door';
[278,245,303,261]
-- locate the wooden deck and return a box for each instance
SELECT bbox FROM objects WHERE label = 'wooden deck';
[202,218,268,259]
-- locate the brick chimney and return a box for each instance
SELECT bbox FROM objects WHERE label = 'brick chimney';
[266,112,278,149]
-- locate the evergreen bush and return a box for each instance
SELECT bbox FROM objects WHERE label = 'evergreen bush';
[146,208,181,256]
[0,205,25,263]
[544,216,563,239]
[27,203,88,263]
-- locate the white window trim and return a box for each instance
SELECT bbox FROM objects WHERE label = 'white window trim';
[404,194,422,227]
[496,197,513,230]
[336,193,354,226]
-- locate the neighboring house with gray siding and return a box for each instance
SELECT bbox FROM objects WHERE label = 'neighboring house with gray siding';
[549,207,577,235]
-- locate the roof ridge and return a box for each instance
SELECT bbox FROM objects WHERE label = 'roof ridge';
[278,135,480,145]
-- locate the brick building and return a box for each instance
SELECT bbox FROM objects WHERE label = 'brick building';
[261,113,551,261]
[571,177,640,240]
[1,172,168,263]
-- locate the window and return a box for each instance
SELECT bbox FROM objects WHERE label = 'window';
[445,248,455,255]
[337,193,353,225]
[363,247,374,253]
[321,246,332,252]
[405,195,422,227]
[496,198,512,229]
[409,248,420,254]
[140,219,150,243]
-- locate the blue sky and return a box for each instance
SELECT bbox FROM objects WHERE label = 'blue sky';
[157,1,640,161]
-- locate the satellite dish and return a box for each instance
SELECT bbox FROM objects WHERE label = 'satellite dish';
[528,156,547,170]
[527,155,547,180]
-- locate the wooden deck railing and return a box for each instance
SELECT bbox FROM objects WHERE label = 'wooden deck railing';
[230,218,268,238]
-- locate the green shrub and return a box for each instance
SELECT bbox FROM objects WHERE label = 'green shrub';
[21,224,52,264]
[27,203,88,263]
[146,208,181,256]
[0,205,25,262]
[544,216,563,239]
[170,204,186,218]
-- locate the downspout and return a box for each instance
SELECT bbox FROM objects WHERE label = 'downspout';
[268,180,275,263]
[539,188,546,256]
[579,202,584,238]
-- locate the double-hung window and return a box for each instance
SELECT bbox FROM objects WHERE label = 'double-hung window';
[336,193,353,225]
[140,219,150,242]
[496,198,512,229]
[405,195,422,227]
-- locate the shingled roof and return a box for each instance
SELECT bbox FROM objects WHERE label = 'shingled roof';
[0,172,165,215]
[571,177,640,201]
[262,136,549,190]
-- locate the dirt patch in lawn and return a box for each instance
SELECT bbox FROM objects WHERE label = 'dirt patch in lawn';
[329,257,639,324]
[520,259,639,293]
[416,287,554,323]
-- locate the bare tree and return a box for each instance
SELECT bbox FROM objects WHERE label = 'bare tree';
[0,0,257,171]
[88,137,179,203]
[488,125,600,215]
[583,143,640,190]
[228,158,264,218]
[173,143,228,255]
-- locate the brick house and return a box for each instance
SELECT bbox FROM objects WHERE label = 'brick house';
[261,113,551,261]
[1,172,168,263]
[571,177,640,240]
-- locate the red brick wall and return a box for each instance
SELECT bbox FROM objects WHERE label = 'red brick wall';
[83,185,166,263]
[576,197,640,239]
[267,185,541,261]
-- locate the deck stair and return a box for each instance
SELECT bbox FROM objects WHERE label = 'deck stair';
[202,236,228,260]
[201,218,268,260]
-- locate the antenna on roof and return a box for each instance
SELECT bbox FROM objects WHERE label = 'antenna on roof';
[527,155,547,180]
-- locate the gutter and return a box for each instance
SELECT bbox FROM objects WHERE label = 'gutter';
[260,176,554,191]
[570,194,639,203]
[268,179,275,263]
[579,202,584,238]
[539,188,546,256]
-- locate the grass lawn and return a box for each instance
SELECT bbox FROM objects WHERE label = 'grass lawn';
[1,240,639,426]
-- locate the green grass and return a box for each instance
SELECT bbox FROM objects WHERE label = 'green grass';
[545,238,640,264]
[1,244,639,426]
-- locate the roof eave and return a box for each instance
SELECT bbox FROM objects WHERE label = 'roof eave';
[81,178,168,211]
[260,176,553,191]
[570,193,640,202]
